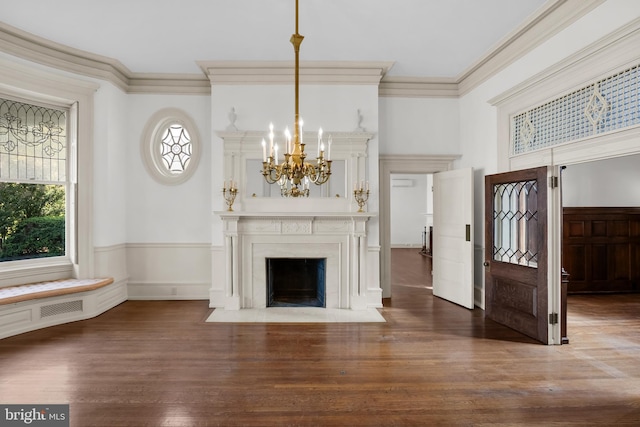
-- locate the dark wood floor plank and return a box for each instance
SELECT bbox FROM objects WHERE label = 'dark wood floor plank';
[1,249,639,426]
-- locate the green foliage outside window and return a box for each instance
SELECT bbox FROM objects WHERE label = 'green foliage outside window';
[0,183,65,261]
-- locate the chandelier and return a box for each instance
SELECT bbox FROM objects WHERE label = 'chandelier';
[261,0,332,198]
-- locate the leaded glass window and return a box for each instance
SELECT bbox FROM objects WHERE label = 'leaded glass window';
[493,180,538,267]
[512,64,640,154]
[0,98,66,183]
[0,97,67,262]
[160,124,191,173]
[141,108,200,185]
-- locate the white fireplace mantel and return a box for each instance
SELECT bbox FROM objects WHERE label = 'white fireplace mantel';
[213,211,380,311]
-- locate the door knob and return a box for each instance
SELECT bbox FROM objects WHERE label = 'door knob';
[483,261,489,267]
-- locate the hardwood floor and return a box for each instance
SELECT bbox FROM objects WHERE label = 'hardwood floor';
[1,248,639,426]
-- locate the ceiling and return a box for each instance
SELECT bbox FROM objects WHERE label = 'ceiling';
[0,0,548,79]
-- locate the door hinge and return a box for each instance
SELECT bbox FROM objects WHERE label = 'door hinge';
[548,176,558,188]
[549,313,559,324]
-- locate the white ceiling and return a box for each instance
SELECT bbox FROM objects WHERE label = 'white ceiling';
[0,0,548,78]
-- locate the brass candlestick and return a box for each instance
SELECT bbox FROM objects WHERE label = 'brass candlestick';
[353,187,370,213]
[223,183,238,211]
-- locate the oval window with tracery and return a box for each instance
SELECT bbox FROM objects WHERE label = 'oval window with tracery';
[161,124,192,173]
[141,108,200,185]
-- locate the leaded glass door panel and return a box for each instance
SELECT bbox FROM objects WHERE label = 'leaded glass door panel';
[485,167,548,344]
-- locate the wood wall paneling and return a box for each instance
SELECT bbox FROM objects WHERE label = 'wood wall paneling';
[562,207,640,293]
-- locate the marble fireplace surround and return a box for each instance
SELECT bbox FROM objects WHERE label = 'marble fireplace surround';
[215,212,379,311]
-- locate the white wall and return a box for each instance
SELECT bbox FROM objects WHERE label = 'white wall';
[125,94,211,244]
[390,173,430,247]
[92,82,128,247]
[379,97,460,155]
[562,154,640,207]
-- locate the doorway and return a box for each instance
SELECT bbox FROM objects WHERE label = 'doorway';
[379,155,459,299]
[560,154,640,340]
[390,173,432,253]
[389,173,433,296]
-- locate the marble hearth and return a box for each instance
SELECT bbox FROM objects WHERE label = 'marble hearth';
[213,212,381,311]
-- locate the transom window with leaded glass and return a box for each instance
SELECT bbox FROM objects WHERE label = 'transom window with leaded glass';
[512,64,640,154]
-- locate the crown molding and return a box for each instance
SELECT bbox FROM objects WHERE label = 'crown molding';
[367,0,605,98]
[0,21,130,91]
[198,61,393,85]
[0,0,607,97]
[489,17,640,108]
[378,77,459,98]
[127,73,210,94]
[457,0,605,95]
[0,21,211,95]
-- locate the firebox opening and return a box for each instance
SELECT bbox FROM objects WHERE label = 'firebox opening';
[266,258,326,308]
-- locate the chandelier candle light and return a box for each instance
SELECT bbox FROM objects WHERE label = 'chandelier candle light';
[222,179,238,211]
[261,0,332,198]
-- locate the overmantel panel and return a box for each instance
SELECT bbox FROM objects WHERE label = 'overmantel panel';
[217,131,374,212]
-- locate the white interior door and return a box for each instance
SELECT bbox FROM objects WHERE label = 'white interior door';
[433,168,474,309]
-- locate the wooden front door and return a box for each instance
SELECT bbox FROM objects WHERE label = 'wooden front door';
[485,167,549,344]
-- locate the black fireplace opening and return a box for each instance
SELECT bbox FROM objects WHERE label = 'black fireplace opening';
[266,258,326,308]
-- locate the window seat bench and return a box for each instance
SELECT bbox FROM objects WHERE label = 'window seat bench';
[0,277,126,339]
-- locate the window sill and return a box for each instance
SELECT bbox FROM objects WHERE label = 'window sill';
[0,257,74,287]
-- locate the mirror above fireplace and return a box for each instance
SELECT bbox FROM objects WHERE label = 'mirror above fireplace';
[218,130,373,212]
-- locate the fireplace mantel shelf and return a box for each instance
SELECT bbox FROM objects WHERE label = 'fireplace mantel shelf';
[216,211,377,219]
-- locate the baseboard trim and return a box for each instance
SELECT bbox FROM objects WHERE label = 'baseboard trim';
[127,281,209,300]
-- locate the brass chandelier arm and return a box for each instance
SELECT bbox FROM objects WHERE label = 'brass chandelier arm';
[303,161,332,185]
[261,158,283,184]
